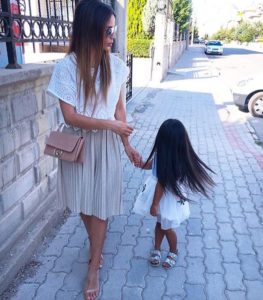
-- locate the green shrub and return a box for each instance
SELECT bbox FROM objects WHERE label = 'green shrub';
[128,0,147,38]
[127,38,153,57]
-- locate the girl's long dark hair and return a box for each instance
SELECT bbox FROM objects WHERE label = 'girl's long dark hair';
[69,0,115,108]
[145,119,215,200]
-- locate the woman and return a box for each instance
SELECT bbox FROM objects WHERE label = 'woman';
[47,1,140,299]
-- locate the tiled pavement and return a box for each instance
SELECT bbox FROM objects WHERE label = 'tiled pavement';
[6,46,263,300]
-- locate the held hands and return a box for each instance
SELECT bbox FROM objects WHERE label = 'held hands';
[124,144,141,166]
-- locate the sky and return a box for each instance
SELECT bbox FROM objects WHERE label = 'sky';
[192,0,263,36]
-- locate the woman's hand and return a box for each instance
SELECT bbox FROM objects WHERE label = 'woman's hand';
[111,120,133,136]
[150,204,158,216]
[124,144,141,165]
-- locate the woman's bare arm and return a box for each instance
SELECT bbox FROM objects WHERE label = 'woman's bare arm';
[60,100,133,137]
[114,91,141,164]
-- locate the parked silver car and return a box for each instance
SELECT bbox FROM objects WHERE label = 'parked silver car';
[232,73,263,118]
[204,40,223,55]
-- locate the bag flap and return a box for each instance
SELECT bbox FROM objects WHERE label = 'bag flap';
[46,131,81,152]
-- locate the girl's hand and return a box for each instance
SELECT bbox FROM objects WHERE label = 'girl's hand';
[111,120,133,136]
[150,204,158,216]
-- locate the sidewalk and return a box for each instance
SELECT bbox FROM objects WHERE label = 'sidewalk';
[3,46,263,300]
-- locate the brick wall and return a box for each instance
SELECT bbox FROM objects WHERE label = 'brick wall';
[0,64,62,292]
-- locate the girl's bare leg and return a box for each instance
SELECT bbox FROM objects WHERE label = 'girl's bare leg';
[164,228,177,253]
[162,228,178,269]
[80,214,108,300]
[154,222,165,250]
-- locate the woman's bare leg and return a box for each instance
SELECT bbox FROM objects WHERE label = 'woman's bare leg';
[80,214,108,300]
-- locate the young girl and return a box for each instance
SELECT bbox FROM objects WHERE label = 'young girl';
[133,119,214,269]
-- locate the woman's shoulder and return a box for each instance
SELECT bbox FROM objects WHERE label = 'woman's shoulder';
[110,53,126,68]
[54,54,76,70]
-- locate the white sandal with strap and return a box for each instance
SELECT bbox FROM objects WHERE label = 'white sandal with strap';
[162,251,178,269]
[149,249,162,267]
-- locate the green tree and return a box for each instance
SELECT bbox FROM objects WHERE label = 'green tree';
[172,0,192,33]
[128,0,147,38]
[234,21,255,43]
[193,26,199,38]
[142,0,158,38]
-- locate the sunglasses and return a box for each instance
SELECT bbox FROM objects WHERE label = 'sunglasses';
[105,25,117,37]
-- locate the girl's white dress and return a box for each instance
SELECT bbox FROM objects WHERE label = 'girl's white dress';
[133,157,190,230]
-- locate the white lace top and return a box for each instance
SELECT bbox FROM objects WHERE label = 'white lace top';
[47,53,129,119]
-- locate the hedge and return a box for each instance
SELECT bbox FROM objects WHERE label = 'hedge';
[127,38,153,57]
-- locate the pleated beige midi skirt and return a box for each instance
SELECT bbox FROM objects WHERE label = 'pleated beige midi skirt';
[57,127,122,220]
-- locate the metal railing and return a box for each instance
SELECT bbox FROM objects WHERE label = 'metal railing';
[0,0,133,101]
[126,53,132,102]
[0,0,79,68]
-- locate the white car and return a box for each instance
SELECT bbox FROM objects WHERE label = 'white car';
[204,40,223,55]
[232,73,263,118]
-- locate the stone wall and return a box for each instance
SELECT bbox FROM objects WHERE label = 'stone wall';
[0,64,62,293]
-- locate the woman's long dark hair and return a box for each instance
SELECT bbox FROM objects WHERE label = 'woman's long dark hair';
[145,119,215,200]
[69,0,115,108]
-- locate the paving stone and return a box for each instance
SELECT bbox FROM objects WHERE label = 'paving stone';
[121,225,140,245]
[204,248,224,274]
[43,234,70,257]
[184,283,206,300]
[134,237,153,259]
[218,223,236,241]
[103,232,121,254]
[166,266,187,298]
[142,275,166,300]
[236,234,255,255]
[101,269,127,300]
[112,245,133,269]
[189,202,202,218]
[228,203,244,218]
[126,258,148,287]
[139,218,156,237]
[25,256,56,284]
[223,263,245,291]
[244,280,263,300]
[220,241,239,263]
[201,199,215,214]
[232,217,249,235]
[35,272,66,300]
[203,229,220,249]
[244,212,261,228]
[202,213,217,230]
[239,254,262,281]
[62,262,86,291]
[215,207,230,222]
[67,226,86,248]
[56,289,79,300]
[59,216,80,234]
[109,215,128,233]
[122,286,142,300]
[187,236,204,257]
[53,247,80,273]
[127,213,142,226]
[225,290,246,300]
[11,283,39,300]
[206,273,226,300]
[187,218,202,236]
[186,257,205,285]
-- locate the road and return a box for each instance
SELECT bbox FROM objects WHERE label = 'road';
[198,44,263,143]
